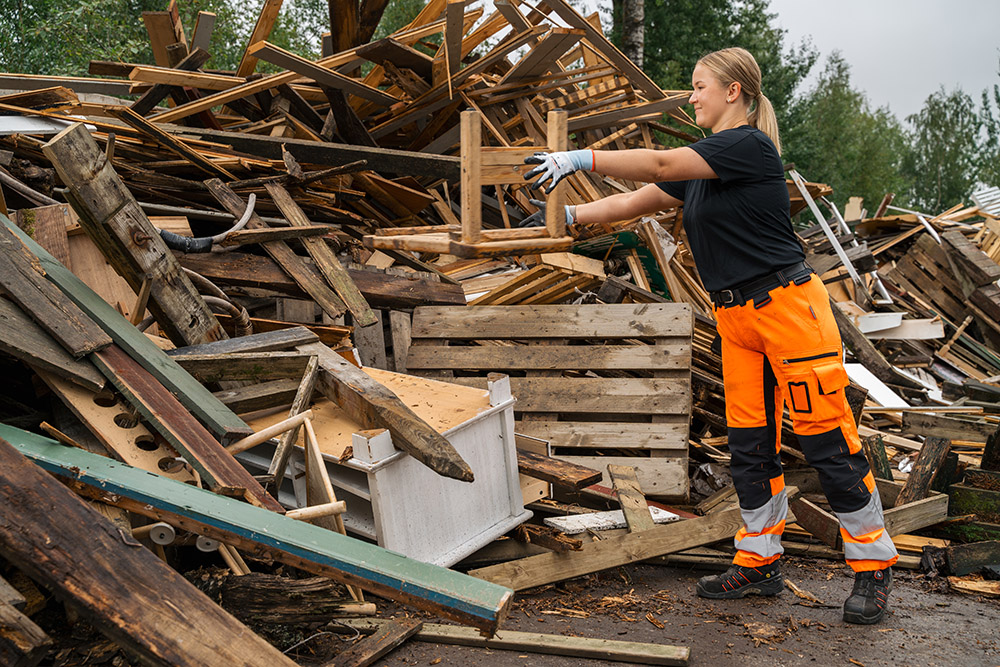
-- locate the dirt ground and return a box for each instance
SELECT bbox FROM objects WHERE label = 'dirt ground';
[349,557,1000,667]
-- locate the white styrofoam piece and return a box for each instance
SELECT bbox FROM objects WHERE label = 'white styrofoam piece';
[855,312,904,334]
[844,363,909,408]
[543,507,681,535]
[0,115,95,136]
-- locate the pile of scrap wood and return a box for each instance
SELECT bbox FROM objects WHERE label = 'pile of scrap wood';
[0,0,1000,663]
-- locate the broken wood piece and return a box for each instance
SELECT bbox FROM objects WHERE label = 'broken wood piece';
[326,618,423,667]
[0,597,52,667]
[42,124,229,349]
[271,355,319,489]
[896,437,951,507]
[213,378,300,413]
[0,220,110,358]
[298,341,474,482]
[336,618,690,666]
[226,410,314,456]
[205,179,349,322]
[513,524,582,552]
[469,491,791,591]
[788,497,841,548]
[609,464,655,533]
[215,224,335,247]
[0,434,297,666]
[172,351,314,382]
[92,344,283,513]
[1,216,251,442]
[0,297,105,392]
[5,426,512,633]
[264,182,377,327]
[130,47,211,116]
[285,501,348,521]
[515,447,601,489]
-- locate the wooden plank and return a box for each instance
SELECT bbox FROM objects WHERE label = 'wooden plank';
[407,343,690,371]
[901,412,996,442]
[445,377,690,414]
[165,124,461,180]
[179,251,466,309]
[0,215,252,442]
[389,310,411,373]
[354,309,387,368]
[42,123,229,349]
[0,435,297,667]
[338,619,690,666]
[498,28,582,84]
[214,378,300,413]
[264,183,377,327]
[470,504,747,590]
[0,298,105,392]
[92,344,283,513]
[788,497,841,548]
[107,106,234,179]
[0,221,110,358]
[514,421,688,450]
[558,455,686,499]
[16,200,71,267]
[327,618,422,667]
[883,493,950,535]
[356,38,432,78]
[460,110,482,243]
[171,351,313,382]
[236,0,285,77]
[205,179,348,321]
[248,41,397,106]
[298,341,474,482]
[411,304,692,339]
[130,47,211,116]
[142,11,179,67]
[190,11,216,52]
[896,437,951,507]
[516,448,600,489]
[609,464,655,533]
[5,427,513,634]
[0,598,51,666]
[167,326,319,356]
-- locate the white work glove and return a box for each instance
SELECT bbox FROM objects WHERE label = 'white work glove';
[517,199,576,228]
[523,150,594,193]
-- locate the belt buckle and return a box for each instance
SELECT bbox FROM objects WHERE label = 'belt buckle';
[718,289,735,306]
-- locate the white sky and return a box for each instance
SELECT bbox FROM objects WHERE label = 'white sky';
[764,0,1000,120]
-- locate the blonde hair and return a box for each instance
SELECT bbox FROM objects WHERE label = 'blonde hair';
[697,47,781,154]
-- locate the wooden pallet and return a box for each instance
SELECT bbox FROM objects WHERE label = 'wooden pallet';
[406,304,692,500]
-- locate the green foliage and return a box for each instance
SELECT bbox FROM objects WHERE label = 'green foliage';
[979,57,1000,189]
[783,52,907,212]
[371,0,426,41]
[611,0,817,130]
[901,86,983,212]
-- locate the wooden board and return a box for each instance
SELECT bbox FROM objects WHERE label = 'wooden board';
[408,303,692,500]
[0,434,297,667]
[1,215,252,442]
[5,426,513,634]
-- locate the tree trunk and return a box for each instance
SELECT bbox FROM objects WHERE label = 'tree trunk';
[622,0,644,68]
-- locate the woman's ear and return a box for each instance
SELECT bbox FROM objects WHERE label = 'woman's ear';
[728,82,741,102]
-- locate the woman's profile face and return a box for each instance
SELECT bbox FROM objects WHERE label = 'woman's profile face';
[689,63,732,130]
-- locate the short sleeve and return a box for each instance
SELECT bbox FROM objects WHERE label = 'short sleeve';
[656,180,687,201]
[688,131,763,184]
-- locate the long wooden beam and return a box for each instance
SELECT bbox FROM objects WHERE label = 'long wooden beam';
[0,435,297,667]
[298,341,474,482]
[4,426,512,634]
[0,214,253,442]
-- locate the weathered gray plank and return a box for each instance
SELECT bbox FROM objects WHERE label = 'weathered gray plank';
[446,377,691,414]
[407,343,690,371]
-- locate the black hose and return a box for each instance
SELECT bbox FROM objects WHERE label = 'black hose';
[159,229,213,253]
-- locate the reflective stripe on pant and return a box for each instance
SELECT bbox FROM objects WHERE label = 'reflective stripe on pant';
[717,275,898,573]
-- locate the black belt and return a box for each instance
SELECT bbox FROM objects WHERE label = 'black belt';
[710,261,814,309]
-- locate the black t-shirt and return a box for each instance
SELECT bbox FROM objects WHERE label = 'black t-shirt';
[656,125,804,292]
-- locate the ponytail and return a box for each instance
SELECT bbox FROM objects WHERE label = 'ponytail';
[749,93,781,155]
[697,47,782,154]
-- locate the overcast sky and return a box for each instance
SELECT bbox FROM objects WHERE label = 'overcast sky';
[765,0,1000,120]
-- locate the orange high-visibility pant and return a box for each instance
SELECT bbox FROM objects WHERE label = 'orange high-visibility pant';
[715,274,898,573]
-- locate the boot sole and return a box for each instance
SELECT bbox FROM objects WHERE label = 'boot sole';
[843,606,888,625]
[696,576,784,599]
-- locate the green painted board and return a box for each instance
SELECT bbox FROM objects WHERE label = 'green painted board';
[1,424,511,633]
[0,214,251,442]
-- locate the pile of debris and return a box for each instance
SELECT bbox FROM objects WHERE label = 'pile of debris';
[0,0,999,664]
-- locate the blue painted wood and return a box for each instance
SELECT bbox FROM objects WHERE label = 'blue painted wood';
[0,214,252,442]
[1,424,512,632]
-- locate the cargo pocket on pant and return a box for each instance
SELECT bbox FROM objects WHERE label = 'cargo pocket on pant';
[781,354,849,421]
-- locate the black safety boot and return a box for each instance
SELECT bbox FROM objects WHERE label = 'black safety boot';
[696,561,783,599]
[843,567,892,624]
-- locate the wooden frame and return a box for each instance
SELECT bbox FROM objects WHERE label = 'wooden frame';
[365,109,574,258]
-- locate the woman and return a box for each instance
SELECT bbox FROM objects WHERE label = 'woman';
[524,47,897,625]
